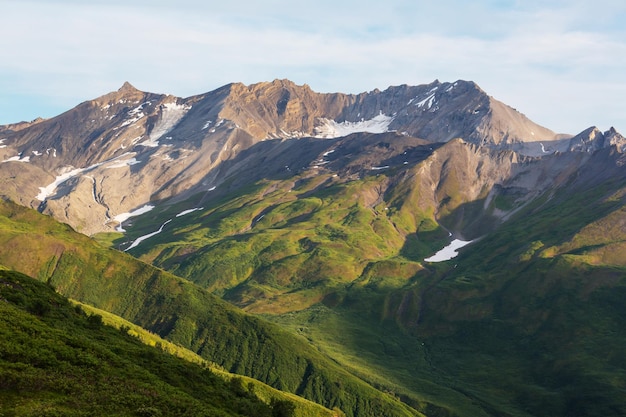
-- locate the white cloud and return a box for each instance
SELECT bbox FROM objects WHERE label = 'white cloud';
[0,0,625,133]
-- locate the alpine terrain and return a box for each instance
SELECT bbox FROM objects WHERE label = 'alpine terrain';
[0,79,625,417]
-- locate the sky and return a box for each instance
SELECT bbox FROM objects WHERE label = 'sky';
[1,0,625,134]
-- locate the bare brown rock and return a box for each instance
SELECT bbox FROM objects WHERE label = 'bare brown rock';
[0,79,620,235]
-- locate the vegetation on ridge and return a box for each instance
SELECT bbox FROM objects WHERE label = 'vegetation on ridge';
[0,199,421,417]
[0,269,309,417]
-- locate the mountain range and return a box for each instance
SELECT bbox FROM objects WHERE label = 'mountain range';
[2,78,623,237]
[1,79,625,417]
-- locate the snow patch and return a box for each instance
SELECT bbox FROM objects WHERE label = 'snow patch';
[120,112,144,127]
[113,204,155,232]
[371,166,389,170]
[36,153,139,201]
[136,139,159,148]
[125,219,171,251]
[416,94,436,109]
[37,166,90,201]
[314,112,394,138]
[176,207,204,217]
[82,175,100,205]
[105,157,141,169]
[142,102,191,147]
[3,154,30,163]
[424,239,473,262]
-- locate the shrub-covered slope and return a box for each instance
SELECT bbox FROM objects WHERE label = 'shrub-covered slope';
[0,269,306,417]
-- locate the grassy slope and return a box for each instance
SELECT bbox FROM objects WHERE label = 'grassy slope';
[73,301,336,417]
[264,174,626,417]
[110,169,505,415]
[0,199,419,417]
[0,269,283,417]
[407,173,626,416]
[125,169,448,314]
[118,149,626,416]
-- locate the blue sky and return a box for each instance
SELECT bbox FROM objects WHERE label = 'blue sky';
[1,0,625,134]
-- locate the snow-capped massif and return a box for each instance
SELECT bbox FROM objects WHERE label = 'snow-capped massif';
[0,78,622,238]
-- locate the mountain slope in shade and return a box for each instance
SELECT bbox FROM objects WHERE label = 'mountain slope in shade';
[122,132,596,314]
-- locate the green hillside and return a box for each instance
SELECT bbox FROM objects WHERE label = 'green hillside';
[0,269,299,417]
[0,199,420,417]
[403,168,626,416]
[124,169,448,314]
[111,146,626,416]
[2,141,626,416]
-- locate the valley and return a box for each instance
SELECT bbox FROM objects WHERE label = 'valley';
[0,79,625,416]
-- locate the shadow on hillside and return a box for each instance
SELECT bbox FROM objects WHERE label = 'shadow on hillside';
[142,133,442,219]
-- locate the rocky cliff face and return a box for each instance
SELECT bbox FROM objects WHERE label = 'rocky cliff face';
[568,126,626,153]
[215,79,562,149]
[0,79,622,235]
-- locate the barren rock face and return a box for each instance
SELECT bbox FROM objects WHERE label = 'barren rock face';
[0,79,620,235]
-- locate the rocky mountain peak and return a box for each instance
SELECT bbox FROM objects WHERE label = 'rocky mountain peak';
[604,127,626,152]
[567,126,626,153]
[1,77,615,236]
[568,126,603,152]
[219,80,356,140]
[118,81,139,93]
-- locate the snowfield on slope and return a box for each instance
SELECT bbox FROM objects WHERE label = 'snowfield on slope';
[425,239,473,262]
[139,102,191,147]
[113,205,155,232]
[314,112,393,138]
